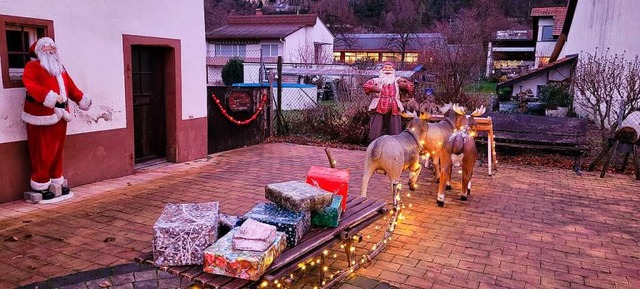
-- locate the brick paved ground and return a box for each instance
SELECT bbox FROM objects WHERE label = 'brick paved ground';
[1,143,639,288]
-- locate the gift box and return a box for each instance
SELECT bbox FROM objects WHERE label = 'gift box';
[219,213,244,237]
[312,195,343,228]
[265,181,333,212]
[244,203,311,248]
[153,202,219,266]
[204,228,287,281]
[306,166,350,212]
[232,219,277,252]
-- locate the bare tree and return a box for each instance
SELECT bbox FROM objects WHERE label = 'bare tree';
[573,49,640,143]
[382,0,424,68]
[425,8,486,106]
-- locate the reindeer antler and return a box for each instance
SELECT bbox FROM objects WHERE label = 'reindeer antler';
[401,110,418,119]
[470,105,486,117]
[452,103,466,115]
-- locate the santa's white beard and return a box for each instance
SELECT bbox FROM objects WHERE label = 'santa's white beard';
[378,72,396,86]
[38,51,65,77]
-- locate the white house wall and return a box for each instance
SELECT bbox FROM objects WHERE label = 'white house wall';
[511,65,572,97]
[284,19,334,64]
[0,0,206,143]
[562,0,640,58]
[535,18,556,68]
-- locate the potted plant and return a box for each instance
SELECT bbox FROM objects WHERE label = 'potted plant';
[540,82,571,117]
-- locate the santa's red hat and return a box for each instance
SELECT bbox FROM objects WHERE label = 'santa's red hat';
[382,61,396,68]
[28,42,37,59]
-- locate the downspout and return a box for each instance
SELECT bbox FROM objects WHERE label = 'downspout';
[548,33,567,63]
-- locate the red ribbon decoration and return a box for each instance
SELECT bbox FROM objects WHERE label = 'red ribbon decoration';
[211,93,268,126]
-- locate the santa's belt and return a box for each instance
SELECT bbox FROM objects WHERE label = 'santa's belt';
[26,94,68,108]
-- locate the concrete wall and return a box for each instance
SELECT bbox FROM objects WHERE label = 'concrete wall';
[562,0,640,58]
[561,0,640,123]
[0,0,206,202]
[0,0,206,143]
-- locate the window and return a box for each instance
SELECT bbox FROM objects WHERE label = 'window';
[261,44,278,57]
[0,14,54,88]
[214,44,246,57]
[540,26,554,41]
[344,52,356,64]
[333,52,341,62]
[404,53,419,63]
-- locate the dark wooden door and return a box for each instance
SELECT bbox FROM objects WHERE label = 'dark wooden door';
[132,46,166,163]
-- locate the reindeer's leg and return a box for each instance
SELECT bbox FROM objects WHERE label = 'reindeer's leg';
[360,161,377,197]
[460,161,474,201]
[392,180,400,208]
[445,162,452,191]
[437,155,451,207]
[408,161,422,191]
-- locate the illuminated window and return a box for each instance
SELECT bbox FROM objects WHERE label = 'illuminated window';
[382,53,400,62]
[333,52,341,62]
[539,57,550,66]
[344,52,356,64]
[367,52,379,61]
[405,53,419,63]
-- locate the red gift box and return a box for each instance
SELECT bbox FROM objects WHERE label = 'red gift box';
[306,166,349,212]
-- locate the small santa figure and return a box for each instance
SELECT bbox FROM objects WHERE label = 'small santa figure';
[363,62,414,142]
[22,37,92,200]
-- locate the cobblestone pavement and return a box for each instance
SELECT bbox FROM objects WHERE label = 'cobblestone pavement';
[1,143,639,288]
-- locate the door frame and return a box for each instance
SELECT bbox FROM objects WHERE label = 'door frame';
[123,34,181,163]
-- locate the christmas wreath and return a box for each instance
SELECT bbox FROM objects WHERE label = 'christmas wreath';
[211,93,268,126]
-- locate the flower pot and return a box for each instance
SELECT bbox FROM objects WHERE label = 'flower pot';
[545,106,569,117]
[499,101,518,113]
[527,102,546,116]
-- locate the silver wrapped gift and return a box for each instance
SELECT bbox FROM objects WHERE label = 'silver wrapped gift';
[265,181,333,212]
[153,202,219,266]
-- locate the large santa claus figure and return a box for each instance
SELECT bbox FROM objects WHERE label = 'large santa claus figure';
[22,37,92,200]
[363,62,414,142]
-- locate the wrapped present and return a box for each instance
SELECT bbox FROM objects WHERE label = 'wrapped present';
[244,203,311,248]
[306,166,350,212]
[219,213,244,237]
[312,195,343,228]
[204,228,287,281]
[153,202,219,266]
[265,181,333,212]
[232,219,277,252]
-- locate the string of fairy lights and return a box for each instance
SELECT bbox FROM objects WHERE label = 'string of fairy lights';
[258,163,414,289]
[256,122,494,288]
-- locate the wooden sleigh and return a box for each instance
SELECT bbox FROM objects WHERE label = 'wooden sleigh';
[135,150,404,289]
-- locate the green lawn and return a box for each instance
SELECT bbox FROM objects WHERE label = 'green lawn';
[465,81,497,94]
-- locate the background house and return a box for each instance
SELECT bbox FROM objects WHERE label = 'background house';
[531,7,567,68]
[0,0,207,202]
[498,0,640,101]
[205,11,334,85]
[333,33,444,69]
[485,30,535,79]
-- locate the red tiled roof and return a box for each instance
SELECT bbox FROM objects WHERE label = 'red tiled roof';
[206,14,318,40]
[227,13,317,26]
[531,7,567,36]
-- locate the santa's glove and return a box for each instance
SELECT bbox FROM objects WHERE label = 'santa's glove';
[78,96,92,111]
[43,91,59,108]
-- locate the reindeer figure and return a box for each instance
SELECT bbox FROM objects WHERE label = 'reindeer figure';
[360,116,428,205]
[436,104,486,207]
[420,104,469,183]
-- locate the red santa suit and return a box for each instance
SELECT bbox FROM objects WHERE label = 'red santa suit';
[22,37,92,191]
